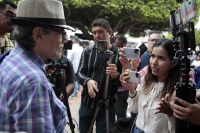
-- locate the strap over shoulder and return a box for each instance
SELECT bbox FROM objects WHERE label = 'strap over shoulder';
[0,50,11,64]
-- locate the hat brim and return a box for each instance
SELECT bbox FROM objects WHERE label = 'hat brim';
[11,18,75,31]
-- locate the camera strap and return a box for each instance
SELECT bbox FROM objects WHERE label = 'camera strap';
[0,50,10,64]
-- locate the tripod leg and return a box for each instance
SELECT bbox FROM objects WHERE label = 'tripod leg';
[88,106,100,133]
[105,100,109,133]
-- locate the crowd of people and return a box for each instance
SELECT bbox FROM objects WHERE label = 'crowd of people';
[0,0,200,133]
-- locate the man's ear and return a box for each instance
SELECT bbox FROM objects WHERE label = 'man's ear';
[32,27,44,43]
[108,28,113,36]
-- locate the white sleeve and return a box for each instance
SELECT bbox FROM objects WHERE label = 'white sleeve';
[127,76,145,113]
[127,91,139,113]
[67,50,73,61]
[167,92,175,133]
[168,115,175,133]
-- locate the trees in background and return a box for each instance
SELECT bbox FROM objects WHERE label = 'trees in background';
[62,0,180,39]
[12,0,200,45]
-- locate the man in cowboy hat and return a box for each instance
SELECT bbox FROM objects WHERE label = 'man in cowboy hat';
[0,0,74,132]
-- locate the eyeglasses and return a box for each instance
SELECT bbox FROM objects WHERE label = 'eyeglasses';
[0,11,16,19]
[149,39,159,43]
[51,29,68,42]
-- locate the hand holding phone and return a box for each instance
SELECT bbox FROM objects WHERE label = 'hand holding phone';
[123,48,140,59]
[126,70,140,84]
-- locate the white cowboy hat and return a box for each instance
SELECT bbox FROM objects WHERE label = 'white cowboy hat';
[11,0,75,31]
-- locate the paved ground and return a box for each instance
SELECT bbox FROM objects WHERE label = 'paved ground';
[64,86,131,133]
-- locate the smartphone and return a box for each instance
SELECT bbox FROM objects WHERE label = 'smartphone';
[174,8,182,25]
[181,0,197,23]
[123,48,140,59]
[98,40,107,52]
[126,71,140,84]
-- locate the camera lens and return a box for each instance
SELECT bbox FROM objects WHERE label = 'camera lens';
[134,49,139,53]
[135,73,139,78]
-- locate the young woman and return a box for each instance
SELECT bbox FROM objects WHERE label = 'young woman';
[119,39,181,133]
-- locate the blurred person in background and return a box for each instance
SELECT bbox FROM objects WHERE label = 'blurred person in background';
[188,50,196,65]
[88,40,95,46]
[67,35,83,97]
[137,31,165,71]
[191,55,200,68]
[0,0,17,54]
[112,34,129,119]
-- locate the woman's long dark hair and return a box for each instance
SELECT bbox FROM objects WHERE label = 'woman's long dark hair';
[143,39,181,99]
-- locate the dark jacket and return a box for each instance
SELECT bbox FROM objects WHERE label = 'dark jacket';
[77,44,121,109]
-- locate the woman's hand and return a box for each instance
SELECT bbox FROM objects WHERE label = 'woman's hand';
[119,48,132,71]
[122,69,135,94]
[130,58,141,71]
[155,94,174,117]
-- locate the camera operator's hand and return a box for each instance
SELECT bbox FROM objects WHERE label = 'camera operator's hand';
[87,80,98,98]
[106,63,117,78]
[172,97,200,125]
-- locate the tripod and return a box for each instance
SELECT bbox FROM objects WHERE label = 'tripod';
[49,60,75,133]
[170,10,200,132]
[88,50,114,133]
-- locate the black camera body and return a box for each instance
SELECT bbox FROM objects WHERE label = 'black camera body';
[46,59,68,98]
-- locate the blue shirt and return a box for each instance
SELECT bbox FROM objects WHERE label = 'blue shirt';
[0,45,67,133]
[137,51,150,71]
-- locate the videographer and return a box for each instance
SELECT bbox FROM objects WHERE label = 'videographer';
[0,0,73,132]
[77,18,121,133]
[67,35,83,98]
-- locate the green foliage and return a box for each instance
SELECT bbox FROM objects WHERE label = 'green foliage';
[61,0,182,39]
[166,33,173,39]
[195,28,200,46]
[10,0,200,40]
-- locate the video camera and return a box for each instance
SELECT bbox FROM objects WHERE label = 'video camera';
[170,0,197,27]
[46,58,76,133]
[170,0,196,51]
[45,59,68,98]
